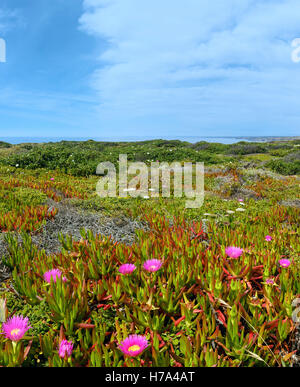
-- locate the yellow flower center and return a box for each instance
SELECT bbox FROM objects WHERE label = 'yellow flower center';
[128,345,141,352]
[150,265,156,270]
[11,328,21,337]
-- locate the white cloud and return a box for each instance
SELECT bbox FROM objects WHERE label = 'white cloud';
[0,8,22,33]
[79,0,300,135]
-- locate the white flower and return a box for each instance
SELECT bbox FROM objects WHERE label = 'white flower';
[143,195,150,199]
[236,208,246,212]
[226,210,235,214]
[15,164,19,167]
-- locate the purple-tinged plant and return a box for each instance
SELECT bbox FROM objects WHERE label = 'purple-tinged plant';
[119,335,149,357]
[265,278,274,285]
[265,235,272,241]
[1,315,32,341]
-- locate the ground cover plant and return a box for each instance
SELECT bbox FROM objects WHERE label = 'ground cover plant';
[0,139,299,367]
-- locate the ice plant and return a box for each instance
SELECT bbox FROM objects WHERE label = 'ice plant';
[59,340,73,358]
[44,269,67,283]
[1,315,32,341]
[279,259,291,268]
[225,246,243,259]
[265,235,272,241]
[119,335,149,357]
[119,263,136,275]
[143,259,163,272]
[265,278,274,285]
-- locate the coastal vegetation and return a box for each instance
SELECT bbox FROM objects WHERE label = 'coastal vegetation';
[0,139,299,367]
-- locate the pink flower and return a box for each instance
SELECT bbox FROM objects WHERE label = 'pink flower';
[44,269,67,283]
[225,246,243,259]
[143,259,163,272]
[265,278,274,285]
[265,235,272,241]
[119,263,136,275]
[119,335,149,357]
[279,259,291,268]
[59,340,73,358]
[50,178,54,181]
[1,315,32,341]
[238,199,243,202]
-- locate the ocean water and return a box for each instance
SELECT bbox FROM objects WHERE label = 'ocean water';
[0,136,284,145]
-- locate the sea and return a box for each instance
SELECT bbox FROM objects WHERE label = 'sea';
[0,136,295,145]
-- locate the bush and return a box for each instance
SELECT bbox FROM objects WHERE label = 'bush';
[0,141,11,148]
[284,151,300,163]
[269,149,290,157]
[267,159,300,175]
[192,142,228,153]
[226,142,267,155]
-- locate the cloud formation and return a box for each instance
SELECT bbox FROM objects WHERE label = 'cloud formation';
[79,0,300,135]
[0,7,22,33]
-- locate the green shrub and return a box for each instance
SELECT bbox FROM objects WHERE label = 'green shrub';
[267,159,300,175]
[226,142,267,155]
[0,142,11,149]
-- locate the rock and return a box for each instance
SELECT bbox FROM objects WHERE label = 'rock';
[0,199,148,283]
[279,199,300,209]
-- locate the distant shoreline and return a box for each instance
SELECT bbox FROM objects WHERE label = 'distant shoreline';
[0,136,299,145]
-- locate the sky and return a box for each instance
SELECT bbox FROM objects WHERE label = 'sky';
[0,0,300,139]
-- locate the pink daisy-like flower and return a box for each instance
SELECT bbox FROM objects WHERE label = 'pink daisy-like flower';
[265,235,272,241]
[50,177,54,181]
[225,246,243,259]
[1,315,32,341]
[279,259,291,268]
[58,340,73,358]
[119,335,149,357]
[119,263,136,275]
[265,278,274,285]
[143,259,163,272]
[44,269,67,284]
[238,199,243,202]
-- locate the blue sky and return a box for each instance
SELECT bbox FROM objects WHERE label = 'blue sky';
[0,0,300,139]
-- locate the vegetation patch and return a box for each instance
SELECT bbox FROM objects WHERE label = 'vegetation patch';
[0,139,299,367]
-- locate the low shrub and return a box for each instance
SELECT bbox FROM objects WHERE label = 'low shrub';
[267,159,300,175]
